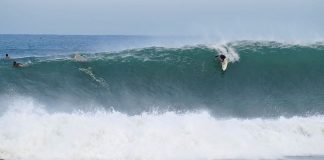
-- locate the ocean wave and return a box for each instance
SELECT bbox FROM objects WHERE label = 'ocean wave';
[1,41,324,117]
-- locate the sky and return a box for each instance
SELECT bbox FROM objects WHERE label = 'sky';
[1,0,324,39]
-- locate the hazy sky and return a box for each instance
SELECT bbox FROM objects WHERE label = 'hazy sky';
[1,0,324,38]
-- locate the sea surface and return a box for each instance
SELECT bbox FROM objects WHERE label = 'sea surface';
[0,34,324,160]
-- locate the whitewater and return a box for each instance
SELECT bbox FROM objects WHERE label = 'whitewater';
[1,98,324,160]
[1,35,324,160]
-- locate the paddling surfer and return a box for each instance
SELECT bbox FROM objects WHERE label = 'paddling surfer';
[13,61,23,68]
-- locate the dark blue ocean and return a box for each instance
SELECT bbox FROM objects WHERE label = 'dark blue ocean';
[0,34,324,160]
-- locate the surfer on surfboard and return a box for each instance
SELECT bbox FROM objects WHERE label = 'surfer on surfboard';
[216,54,228,71]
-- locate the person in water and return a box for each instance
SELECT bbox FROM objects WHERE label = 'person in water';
[216,54,226,62]
[5,54,10,59]
[13,61,23,68]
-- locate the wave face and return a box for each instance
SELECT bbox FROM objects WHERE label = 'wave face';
[1,35,324,159]
[1,41,324,117]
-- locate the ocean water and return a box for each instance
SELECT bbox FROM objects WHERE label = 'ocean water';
[0,35,324,160]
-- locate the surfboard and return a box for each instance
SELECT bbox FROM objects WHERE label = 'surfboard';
[221,58,228,71]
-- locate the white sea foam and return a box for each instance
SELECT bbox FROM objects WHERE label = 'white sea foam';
[212,44,240,63]
[0,98,324,160]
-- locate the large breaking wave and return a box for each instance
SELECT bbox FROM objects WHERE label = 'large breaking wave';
[1,41,324,116]
[1,40,324,159]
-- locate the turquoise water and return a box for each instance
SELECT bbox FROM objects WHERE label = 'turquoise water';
[0,35,324,159]
[1,40,324,117]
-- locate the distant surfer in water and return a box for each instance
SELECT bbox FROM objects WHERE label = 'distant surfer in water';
[74,53,87,62]
[13,61,23,68]
[5,54,10,59]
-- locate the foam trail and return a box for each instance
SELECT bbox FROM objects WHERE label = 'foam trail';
[0,98,324,160]
[79,67,109,88]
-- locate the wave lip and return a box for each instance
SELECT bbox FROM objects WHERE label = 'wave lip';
[0,100,324,160]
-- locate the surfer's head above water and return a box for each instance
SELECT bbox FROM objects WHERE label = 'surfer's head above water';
[219,54,226,62]
[5,54,10,59]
